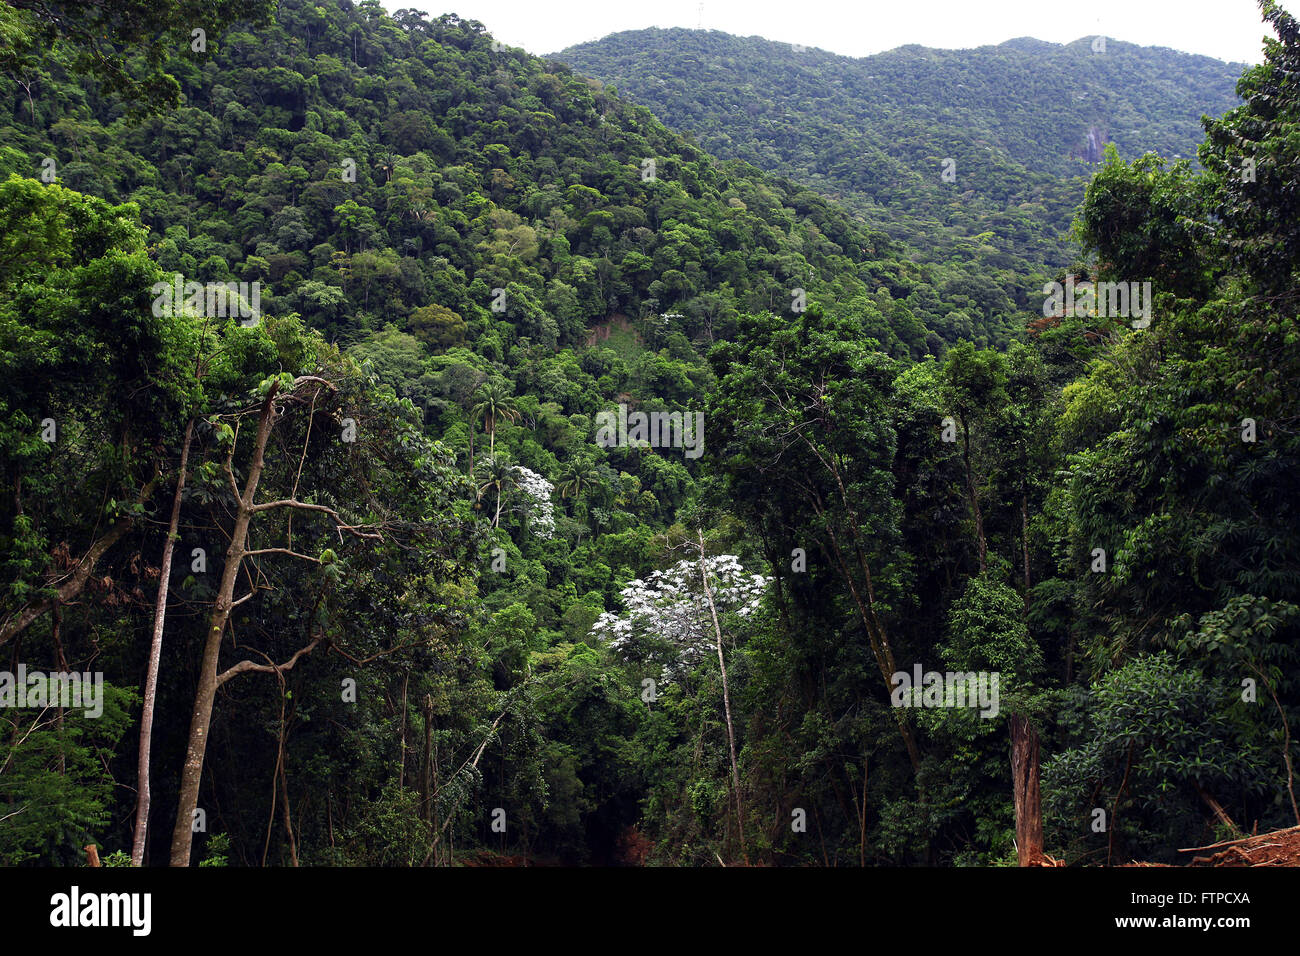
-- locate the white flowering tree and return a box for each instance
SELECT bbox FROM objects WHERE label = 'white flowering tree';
[592,540,768,857]
[513,465,555,539]
[474,457,555,537]
[591,553,769,678]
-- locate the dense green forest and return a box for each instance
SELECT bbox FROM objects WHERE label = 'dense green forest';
[558,28,1246,342]
[0,0,1298,869]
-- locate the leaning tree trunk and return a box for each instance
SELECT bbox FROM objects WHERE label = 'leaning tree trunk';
[962,416,987,574]
[170,387,278,866]
[1021,487,1032,603]
[1012,495,1044,865]
[0,461,162,649]
[697,530,745,860]
[1010,713,1043,865]
[814,452,923,777]
[132,418,194,866]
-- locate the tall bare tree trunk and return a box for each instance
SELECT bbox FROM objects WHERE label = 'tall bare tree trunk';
[421,695,434,824]
[132,418,194,866]
[1021,488,1031,604]
[279,757,299,867]
[962,417,987,573]
[1013,491,1044,865]
[170,387,279,866]
[697,530,745,860]
[823,523,923,775]
[398,672,409,787]
[1010,713,1043,865]
[812,453,923,777]
[1253,664,1300,826]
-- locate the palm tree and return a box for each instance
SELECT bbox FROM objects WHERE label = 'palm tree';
[476,455,519,528]
[556,461,602,516]
[471,382,520,459]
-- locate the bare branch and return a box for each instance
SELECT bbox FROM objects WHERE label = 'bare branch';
[243,548,323,563]
[289,376,338,391]
[0,465,162,648]
[216,636,323,688]
[329,639,427,665]
[248,499,384,541]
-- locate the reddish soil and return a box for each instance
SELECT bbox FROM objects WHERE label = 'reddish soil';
[1181,825,1300,866]
[583,312,640,348]
[1111,825,1300,867]
[453,825,1300,866]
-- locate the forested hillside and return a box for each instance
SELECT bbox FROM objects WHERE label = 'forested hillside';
[557,29,1245,335]
[0,0,1298,872]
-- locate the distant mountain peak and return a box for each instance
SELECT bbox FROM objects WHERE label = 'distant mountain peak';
[998,36,1062,53]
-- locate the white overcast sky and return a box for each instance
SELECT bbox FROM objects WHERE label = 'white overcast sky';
[389,0,1271,64]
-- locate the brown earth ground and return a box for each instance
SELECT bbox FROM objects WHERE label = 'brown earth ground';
[1025,825,1300,867]
[583,312,639,347]
[455,826,1300,866]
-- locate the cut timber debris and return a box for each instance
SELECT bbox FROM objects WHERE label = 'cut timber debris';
[1024,850,1066,867]
[1179,825,1300,867]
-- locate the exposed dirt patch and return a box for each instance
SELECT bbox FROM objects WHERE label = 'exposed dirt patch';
[1181,825,1300,867]
[456,849,565,867]
[1108,825,1300,867]
[583,312,641,348]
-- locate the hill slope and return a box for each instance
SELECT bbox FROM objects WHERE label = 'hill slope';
[1,3,996,356]
[554,29,1245,275]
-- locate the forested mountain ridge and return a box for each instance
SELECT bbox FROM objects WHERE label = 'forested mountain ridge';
[1,0,1299,873]
[557,29,1243,177]
[555,29,1246,310]
[0,0,956,357]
